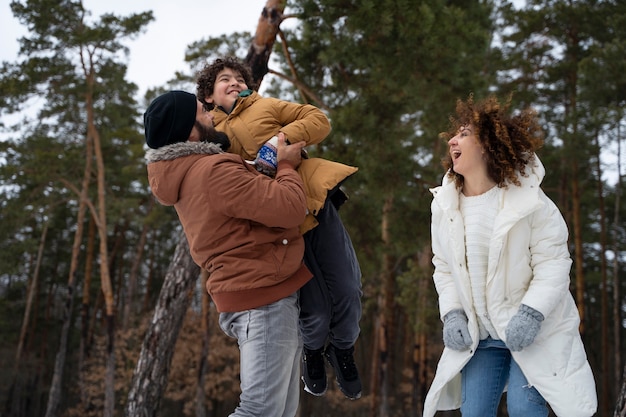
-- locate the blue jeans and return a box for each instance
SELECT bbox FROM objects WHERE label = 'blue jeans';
[461,338,548,417]
[219,293,302,417]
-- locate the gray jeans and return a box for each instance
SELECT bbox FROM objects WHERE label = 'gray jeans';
[219,292,302,417]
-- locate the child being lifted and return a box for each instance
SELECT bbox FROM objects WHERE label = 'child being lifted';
[196,57,363,400]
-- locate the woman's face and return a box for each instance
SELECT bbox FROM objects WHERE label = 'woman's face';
[447,125,486,178]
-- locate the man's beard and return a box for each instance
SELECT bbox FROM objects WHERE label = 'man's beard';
[196,121,231,151]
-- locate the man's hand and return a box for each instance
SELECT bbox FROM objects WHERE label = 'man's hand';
[276,132,306,169]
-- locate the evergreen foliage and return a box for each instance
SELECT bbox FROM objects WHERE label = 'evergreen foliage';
[0,0,625,416]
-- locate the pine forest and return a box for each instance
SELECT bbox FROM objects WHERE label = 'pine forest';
[1,0,625,416]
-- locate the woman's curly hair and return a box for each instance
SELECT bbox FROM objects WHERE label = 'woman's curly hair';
[440,94,544,189]
[196,57,256,111]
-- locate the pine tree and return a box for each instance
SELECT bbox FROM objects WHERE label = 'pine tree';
[0,1,153,415]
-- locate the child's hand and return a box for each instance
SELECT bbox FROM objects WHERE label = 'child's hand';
[252,136,279,177]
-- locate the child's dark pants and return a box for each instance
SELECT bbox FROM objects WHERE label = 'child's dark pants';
[300,198,362,350]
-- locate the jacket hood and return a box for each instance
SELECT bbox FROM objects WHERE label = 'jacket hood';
[145,141,224,163]
[431,153,545,211]
[145,141,224,206]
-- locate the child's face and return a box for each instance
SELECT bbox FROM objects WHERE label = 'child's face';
[205,67,248,111]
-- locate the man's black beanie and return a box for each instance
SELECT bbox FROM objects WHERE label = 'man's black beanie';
[144,90,197,149]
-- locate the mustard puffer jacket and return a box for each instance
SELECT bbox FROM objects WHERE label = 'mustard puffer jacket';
[212,90,358,233]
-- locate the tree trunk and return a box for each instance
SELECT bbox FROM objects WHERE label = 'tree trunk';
[82,216,96,356]
[195,270,211,417]
[45,110,94,417]
[111,223,127,312]
[142,240,156,314]
[613,117,623,397]
[593,130,611,412]
[79,215,96,411]
[9,222,49,416]
[85,73,117,417]
[44,239,80,417]
[370,313,381,417]
[123,201,153,330]
[414,246,432,417]
[38,282,55,415]
[16,221,48,368]
[372,195,395,417]
[244,0,286,88]
[125,233,200,417]
[571,165,586,326]
[615,366,626,417]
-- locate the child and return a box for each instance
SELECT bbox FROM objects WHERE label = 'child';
[196,57,363,400]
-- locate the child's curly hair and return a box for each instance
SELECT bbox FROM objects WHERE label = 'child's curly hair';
[440,94,544,189]
[196,57,256,111]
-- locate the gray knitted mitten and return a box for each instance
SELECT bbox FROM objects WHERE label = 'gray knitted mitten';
[505,304,544,351]
[442,309,473,351]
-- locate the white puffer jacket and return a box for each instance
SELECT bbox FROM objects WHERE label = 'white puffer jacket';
[423,155,597,417]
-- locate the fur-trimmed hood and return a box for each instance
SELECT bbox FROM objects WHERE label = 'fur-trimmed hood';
[145,141,227,207]
[145,141,224,164]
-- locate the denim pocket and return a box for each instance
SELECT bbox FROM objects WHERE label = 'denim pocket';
[219,310,251,343]
[525,384,546,406]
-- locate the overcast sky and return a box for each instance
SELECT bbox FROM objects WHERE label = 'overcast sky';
[0,0,267,96]
[1,1,622,182]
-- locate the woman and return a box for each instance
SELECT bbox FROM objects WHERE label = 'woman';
[423,95,597,417]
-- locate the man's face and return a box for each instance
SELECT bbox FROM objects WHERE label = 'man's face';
[189,101,230,150]
[189,101,214,142]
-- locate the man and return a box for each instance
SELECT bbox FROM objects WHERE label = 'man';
[143,90,311,416]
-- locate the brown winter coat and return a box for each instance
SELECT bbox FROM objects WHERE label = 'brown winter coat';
[146,141,312,313]
[212,91,358,233]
